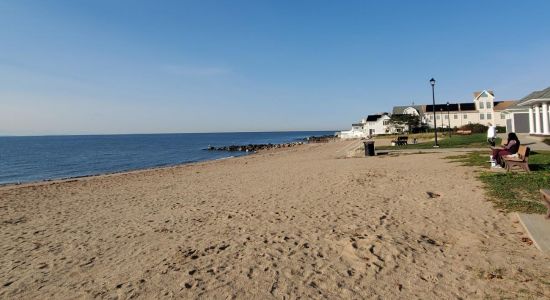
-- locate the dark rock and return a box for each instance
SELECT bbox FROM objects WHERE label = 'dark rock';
[205,142,305,152]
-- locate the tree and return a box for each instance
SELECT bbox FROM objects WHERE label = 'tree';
[389,114,421,133]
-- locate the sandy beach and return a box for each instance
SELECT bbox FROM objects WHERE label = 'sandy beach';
[1,140,549,299]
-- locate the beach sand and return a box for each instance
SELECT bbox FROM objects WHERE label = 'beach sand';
[1,140,549,299]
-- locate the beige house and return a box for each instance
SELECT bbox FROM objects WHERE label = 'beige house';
[419,90,517,129]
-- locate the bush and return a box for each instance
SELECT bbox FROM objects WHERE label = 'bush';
[459,123,488,134]
[496,126,506,133]
[544,138,550,146]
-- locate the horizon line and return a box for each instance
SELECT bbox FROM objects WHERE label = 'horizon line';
[0,129,340,138]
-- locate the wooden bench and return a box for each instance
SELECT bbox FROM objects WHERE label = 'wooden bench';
[502,145,530,172]
[391,136,408,146]
[456,130,472,135]
[541,189,550,219]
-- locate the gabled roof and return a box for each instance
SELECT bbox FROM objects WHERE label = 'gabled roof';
[392,105,424,114]
[474,90,495,100]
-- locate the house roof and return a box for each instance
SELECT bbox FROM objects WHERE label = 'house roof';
[505,87,550,110]
[516,86,550,106]
[502,101,527,111]
[365,114,382,121]
[352,123,363,126]
[493,100,518,111]
[474,90,495,100]
[392,105,424,114]
[425,103,460,112]
[459,103,476,111]
[521,86,550,101]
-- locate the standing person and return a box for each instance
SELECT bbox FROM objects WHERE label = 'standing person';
[490,132,520,168]
[487,122,497,147]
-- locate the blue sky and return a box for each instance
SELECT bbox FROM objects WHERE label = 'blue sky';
[1,0,550,135]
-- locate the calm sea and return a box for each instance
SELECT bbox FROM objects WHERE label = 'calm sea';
[0,131,335,185]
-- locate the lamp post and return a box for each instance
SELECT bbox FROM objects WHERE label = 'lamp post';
[446,101,451,138]
[430,78,439,147]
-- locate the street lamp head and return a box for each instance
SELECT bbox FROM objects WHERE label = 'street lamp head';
[430,78,436,86]
[446,101,449,106]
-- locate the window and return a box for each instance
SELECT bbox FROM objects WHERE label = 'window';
[487,102,492,108]
[480,114,485,120]
[464,114,468,119]
[454,114,458,119]
[479,102,484,109]
[444,115,449,119]
[487,113,492,119]
[436,115,440,120]
[501,113,505,120]
[383,120,389,125]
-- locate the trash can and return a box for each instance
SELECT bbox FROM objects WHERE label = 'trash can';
[364,141,375,156]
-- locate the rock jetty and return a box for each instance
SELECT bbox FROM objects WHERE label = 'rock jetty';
[206,142,303,152]
[206,134,335,152]
[305,134,336,143]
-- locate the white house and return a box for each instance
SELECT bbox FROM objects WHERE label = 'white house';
[339,113,395,139]
[391,105,426,132]
[361,114,393,136]
[339,122,367,139]
[501,103,530,133]
[507,86,550,136]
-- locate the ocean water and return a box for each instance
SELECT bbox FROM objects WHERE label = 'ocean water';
[0,131,335,185]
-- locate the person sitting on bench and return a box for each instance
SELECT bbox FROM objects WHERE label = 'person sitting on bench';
[490,132,520,168]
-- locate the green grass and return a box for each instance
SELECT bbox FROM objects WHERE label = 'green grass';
[445,151,550,214]
[445,151,488,167]
[377,133,501,150]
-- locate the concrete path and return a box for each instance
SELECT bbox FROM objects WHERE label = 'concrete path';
[515,133,550,151]
[517,213,550,253]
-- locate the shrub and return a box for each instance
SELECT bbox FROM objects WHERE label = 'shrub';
[459,123,488,134]
[544,138,550,146]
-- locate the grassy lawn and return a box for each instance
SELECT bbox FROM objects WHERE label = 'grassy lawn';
[446,150,550,214]
[377,133,501,150]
